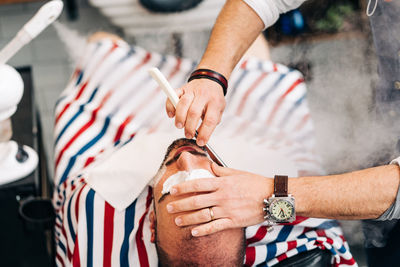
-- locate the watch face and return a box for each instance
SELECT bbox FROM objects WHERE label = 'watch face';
[270,198,295,222]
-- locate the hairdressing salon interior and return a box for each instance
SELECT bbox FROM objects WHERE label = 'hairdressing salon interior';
[0,0,387,266]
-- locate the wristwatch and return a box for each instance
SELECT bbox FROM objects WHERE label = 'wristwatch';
[263,175,296,223]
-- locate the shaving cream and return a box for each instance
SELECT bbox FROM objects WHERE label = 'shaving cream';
[161,169,215,195]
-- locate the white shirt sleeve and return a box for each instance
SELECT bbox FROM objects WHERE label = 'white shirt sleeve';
[377,156,400,220]
[242,0,307,29]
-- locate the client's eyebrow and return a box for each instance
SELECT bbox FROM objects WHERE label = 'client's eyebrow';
[158,192,169,203]
[164,150,208,166]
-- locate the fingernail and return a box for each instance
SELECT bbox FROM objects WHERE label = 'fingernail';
[191,229,199,236]
[185,132,193,139]
[175,217,182,226]
[176,123,183,129]
[166,204,173,212]
[168,112,174,118]
[170,187,177,195]
[197,139,205,147]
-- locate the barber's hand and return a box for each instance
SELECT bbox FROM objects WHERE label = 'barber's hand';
[166,163,273,236]
[166,79,226,146]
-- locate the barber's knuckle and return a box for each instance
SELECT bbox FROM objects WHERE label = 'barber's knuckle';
[180,95,192,105]
[204,117,218,127]
[188,109,201,119]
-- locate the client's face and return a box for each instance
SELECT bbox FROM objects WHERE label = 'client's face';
[150,139,245,267]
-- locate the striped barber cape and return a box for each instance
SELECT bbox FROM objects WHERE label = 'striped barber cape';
[53,39,357,267]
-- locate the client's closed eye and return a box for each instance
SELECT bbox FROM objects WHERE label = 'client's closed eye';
[165,150,208,166]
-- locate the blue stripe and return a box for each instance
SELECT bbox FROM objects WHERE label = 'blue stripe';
[67,190,78,242]
[59,116,112,184]
[226,70,249,103]
[58,239,67,254]
[266,242,277,261]
[278,93,306,128]
[338,244,346,254]
[257,71,291,105]
[276,225,293,242]
[86,189,95,267]
[316,220,339,229]
[55,87,99,145]
[55,95,67,107]
[120,199,137,267]
[296,243,308,253]
[76,70,84,86]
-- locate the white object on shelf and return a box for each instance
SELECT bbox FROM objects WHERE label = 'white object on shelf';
[0,141,38,186]
[0,64,24,121]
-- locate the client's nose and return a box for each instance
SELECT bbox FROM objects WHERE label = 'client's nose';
[176,151,198,171]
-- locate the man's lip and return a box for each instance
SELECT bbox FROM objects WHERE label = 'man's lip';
[174,146,197,159]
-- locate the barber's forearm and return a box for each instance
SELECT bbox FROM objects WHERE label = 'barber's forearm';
[197,0,264,78]
[290,165,400,220]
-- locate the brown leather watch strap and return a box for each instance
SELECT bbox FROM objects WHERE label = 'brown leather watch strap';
[274,175,288,197]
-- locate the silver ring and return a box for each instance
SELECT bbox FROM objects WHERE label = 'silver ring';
[209,207,215,221]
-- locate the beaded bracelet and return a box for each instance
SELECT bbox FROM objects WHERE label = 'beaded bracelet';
[188,68,228,96]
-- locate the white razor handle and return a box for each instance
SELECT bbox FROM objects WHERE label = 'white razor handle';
[148,67,227,167]
[0,0,64,64]
[148,67,180,108]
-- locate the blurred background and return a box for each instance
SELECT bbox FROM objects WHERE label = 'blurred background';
[0,0,382,265]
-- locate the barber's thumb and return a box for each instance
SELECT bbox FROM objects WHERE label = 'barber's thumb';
[165,99,175,118]
[211,162,238,177]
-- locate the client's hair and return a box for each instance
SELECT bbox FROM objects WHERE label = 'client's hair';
[155,226,246,267]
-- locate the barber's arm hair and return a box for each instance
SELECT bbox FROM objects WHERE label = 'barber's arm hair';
[290,165,400,220]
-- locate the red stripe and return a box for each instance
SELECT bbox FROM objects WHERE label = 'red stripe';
[56,252,66,267]
[72,235,81,267]
[136,187,153,267]
[84,157,95,167]
[55,81,87,124]
[273,63,278,72]
[294,114,310,131]
[75,184,86,221]
[236,73,268,116]
[276,252,288,262]
[103,202,115,267]
[337,256,356,266]
[240,60,248,69]
[55,91,112,167]
[114,114,135,143]
[246,226,268,245]
[56,103,72,125]
[244,246,256,266]
[265,78,304,125]
[61,220,73,261]
[287,240,297,250]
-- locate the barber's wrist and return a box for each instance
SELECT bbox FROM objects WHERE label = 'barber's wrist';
[188,68,228,96]
[288,177,307,216]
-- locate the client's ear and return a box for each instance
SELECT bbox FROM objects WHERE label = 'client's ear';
[149,211,156,243]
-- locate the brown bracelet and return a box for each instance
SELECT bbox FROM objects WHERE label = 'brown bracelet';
[188,68,228,96]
